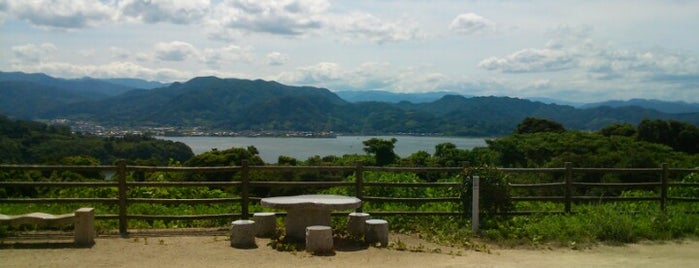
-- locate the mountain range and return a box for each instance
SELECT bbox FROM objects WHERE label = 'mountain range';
[1,71,698,136]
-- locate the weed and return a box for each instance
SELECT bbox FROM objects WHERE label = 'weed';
[391,238,408,251]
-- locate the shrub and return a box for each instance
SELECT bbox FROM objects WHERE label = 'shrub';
[462,165,512,217]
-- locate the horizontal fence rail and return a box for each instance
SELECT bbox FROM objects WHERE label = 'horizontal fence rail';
[1,162,698,236]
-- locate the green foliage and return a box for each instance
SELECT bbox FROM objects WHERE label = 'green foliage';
[669,172,699,198]
[515,117,566,134]
[433,142,471,167]
[362,138,398,166]
[637,119,699,154]
[484,202,699,247]
[486,131,688,169]
[462,165,512,217]
[183,146,264,181]
[185,146,263,167]
[598,123,636,137]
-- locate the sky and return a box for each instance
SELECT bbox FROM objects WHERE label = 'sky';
[1,0,698,103]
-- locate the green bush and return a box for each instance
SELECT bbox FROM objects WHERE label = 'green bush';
[462,165,512,217]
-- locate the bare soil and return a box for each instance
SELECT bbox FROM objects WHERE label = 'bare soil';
[1,231,698,268]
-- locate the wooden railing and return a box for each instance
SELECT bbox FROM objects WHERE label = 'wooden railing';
[1,162,697,236]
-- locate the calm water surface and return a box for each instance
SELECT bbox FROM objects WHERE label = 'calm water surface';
[158,136,488,163]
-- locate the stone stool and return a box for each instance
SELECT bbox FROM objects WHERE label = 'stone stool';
[347,212,370,238]
[365,219,389,247]
[305,225,333,254]
[253,212,276,238]
[74,208,96,247]
[230,220,256,248]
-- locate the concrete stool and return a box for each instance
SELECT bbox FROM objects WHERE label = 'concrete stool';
[347,212,370,238]
[230,220,256,248]
[365,219,389,247]
[74,208,96,247]
[305,225,333,254]
[253,212,276,238]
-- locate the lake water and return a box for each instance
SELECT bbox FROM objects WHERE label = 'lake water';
[158,136,488,163]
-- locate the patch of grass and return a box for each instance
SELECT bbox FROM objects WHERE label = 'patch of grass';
[478,203,699,248]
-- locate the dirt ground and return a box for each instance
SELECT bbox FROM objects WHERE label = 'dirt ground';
[1,231,698,268]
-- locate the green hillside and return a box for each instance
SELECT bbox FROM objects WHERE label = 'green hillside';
[1,74,698,136]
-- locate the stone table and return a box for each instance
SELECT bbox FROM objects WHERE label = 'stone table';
[261,194,361,240]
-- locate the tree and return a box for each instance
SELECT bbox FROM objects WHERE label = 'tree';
[362,138,398,166]
[598,123,636,137]
[183,146,264,181]
[402,150,431,167]
[637,119,670,145]
[637,119,698,154]
[185,146,264,167]
[434,142,470,167]
[515,117,566,134]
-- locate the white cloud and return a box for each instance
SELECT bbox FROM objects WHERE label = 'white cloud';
[277,62,342,86]
[479,48,577,73]
[12,60,189,82]
[484,24,699,81]
[118,0,210,24]
[476,24,699,101]
[6,0,114,29]
[154,41,199,62]
[449,13,495,35]
[0,0,8,23]
[12,43,57,63]
[332,12,423,44]
[525,79,552,89]
[277,61,455,93]
[202,45,254,68]
[109,47,131,60]
[265,52,288,66]
[210,0,327,39]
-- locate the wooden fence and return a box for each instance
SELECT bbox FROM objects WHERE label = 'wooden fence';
[1,161,698,236]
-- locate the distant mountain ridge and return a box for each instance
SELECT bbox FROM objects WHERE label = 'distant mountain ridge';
[334,89,699,114]
[335,90,465,103]
[100,78,170,90]
[581,99,699,114]
[1,72,698,136]
[0,71,135,98]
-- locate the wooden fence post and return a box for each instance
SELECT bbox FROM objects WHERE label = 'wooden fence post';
[461,162,470,219]
[117,159,128,237]
[241,160,250,219]
[564,162,573,214]
[355,161,364,212]
[661,163,668,211]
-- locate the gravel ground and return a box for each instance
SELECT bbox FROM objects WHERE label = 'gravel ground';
[1,232,698,268]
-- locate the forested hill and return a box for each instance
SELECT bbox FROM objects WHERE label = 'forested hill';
[0,115,193,165]
[1,74,698,136]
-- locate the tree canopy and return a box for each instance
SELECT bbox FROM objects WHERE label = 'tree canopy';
[362,138,398,166]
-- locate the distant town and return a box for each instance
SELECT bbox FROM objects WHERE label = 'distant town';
[49,119,338,138]
[49,119,445,138]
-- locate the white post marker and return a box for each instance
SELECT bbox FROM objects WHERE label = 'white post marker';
[472,176,479,234]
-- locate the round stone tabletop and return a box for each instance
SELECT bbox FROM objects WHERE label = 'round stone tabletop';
[261,194,361,210]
